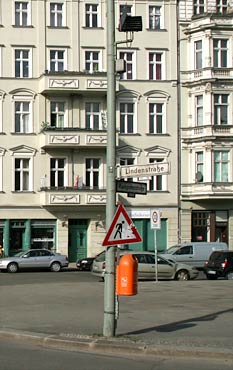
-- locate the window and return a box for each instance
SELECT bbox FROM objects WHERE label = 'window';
[175,245,193,255]
[50,2,64,27]
[196,152,203,183]
[85,102,102,130]
[85,3,99,27]
[14,158,30,191]
[194,40,202,69]
[120,158,135,182]
[50,50,65,71]
[50,158,65,187]
[120,102,135,133]
[85,158,100,188]
[119,4,132,17]
[149,102,164,133]
[119,52,134,80]
[214,94,228,125]
[50,102,65,128]
[216,0,228,14]
[149,6,161,30]
[85,51,100,73]
[15,101,31,133]
[15,49,31,78]
[213,39,228,68]
[149,158,164,191]
[149,52,163,80]
[214,151,229,182]
[15,1,30,26]
[193,0,205,15]
[196,95,203,126]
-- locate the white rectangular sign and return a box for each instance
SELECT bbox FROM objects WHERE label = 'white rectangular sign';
[119,163,169,179]
[151,209,161,230]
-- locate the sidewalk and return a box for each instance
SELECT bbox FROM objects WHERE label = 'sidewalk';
[0,273,233,360]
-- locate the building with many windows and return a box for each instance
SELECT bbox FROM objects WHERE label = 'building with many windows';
[0,1,232,262]
[0,0,179,261]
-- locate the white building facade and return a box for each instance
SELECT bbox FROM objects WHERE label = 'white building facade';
[0,0,179,261]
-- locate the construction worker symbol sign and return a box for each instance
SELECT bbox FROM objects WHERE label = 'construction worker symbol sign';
[102,204,142,246]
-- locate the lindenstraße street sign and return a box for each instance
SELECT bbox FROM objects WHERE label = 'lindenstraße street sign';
[119,163,169,179]
[116,180,147,195]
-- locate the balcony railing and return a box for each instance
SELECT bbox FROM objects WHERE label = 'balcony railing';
[181,67,233,84]
[40,186,107,206]
[181,182,233,200]
[182,125,233,142]
[40,127,119,148]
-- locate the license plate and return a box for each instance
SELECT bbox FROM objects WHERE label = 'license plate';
[208,270,216,275]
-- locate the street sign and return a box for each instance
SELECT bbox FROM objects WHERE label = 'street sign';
[150,209,161,230]
[119,162,169,179]
[102,204,142,246]
[116,180,147,195]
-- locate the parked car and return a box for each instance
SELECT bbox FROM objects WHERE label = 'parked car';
[160,242,228,270]
[91,250,199,281]
[0,249,69,273]
[76,257,95,271]
[204,250,233,280]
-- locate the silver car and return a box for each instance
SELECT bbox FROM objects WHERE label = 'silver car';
[92,250,199,281]
[0,249,69,273]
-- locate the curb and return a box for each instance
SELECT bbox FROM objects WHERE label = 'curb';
[1,329,233,361]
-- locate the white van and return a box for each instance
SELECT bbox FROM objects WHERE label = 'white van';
[160,242,228,270]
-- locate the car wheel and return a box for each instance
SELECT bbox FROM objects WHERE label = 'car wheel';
[206,274,218,280]
[50,262,61,272]
[175,270,190,281]
[7,262,18,273]
[226,272,233,280]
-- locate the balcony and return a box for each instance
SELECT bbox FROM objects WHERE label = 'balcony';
[181,67,233,85]
[40,127,119,149]
[181,182,233,200]
[40,186,106,206]
[182,125,233,143]
[39,71,119,95]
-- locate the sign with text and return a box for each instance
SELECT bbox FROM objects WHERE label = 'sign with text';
[150,209,161,230]
[119,163,169,179]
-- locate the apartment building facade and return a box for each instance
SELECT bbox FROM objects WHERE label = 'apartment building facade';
[179,0,233,248]
[0,0,179,261]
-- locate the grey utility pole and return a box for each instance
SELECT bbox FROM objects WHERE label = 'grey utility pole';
[103,0,117,337]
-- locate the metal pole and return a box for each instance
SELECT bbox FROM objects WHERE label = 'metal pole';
[154,230,158,282]
[103,0,116,337]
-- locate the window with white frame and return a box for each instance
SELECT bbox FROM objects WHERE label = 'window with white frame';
[15,1,30,26]
[119,4,132,17]
[193,0,205,15]
[15,101,31,133]
[120,102,135,134]
[196,95,203,126]
[50,101,65,128]
[195,151,204,183]
[85,102,102,130]
[50,2,64,27]
[49,49,66,71]
[50,158,65,187]
[214,151,229,182]
[216,0,228,14]
[149,5,162,30]
[15,49,31,78]
[0,93,4,132]
[120,157,135,182]
[14,158,31,191]
[119,51,135,80]
[85,3,100,27]
[194,40,202,69]
[149,102,165,134]
[213,39,228,68]
[149,52,163,80]
[214,94,228,125]
[149,158,165,191]
[85,158,100,188]
[85,50,100,73]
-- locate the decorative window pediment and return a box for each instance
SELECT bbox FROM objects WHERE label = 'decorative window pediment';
[10,145,37,156]
[145,145,170,158]
[117,145,141,157]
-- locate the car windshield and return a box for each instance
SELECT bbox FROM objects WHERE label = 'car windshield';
[14,251,28,257]
[166,245,179,254]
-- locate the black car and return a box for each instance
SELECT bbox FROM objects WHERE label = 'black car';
[76,257,95,271]
[204,250,233,280]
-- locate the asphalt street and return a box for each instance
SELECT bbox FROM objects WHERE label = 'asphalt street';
[0,269,233,363]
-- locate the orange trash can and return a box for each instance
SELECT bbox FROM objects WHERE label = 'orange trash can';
[116,254,138,296]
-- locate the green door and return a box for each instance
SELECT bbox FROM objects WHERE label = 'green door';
[68,224,87,262]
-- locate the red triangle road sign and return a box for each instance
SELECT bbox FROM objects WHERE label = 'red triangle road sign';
[102,204,142,246]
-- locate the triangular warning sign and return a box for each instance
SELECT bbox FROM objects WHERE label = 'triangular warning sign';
[102,204,142,246]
